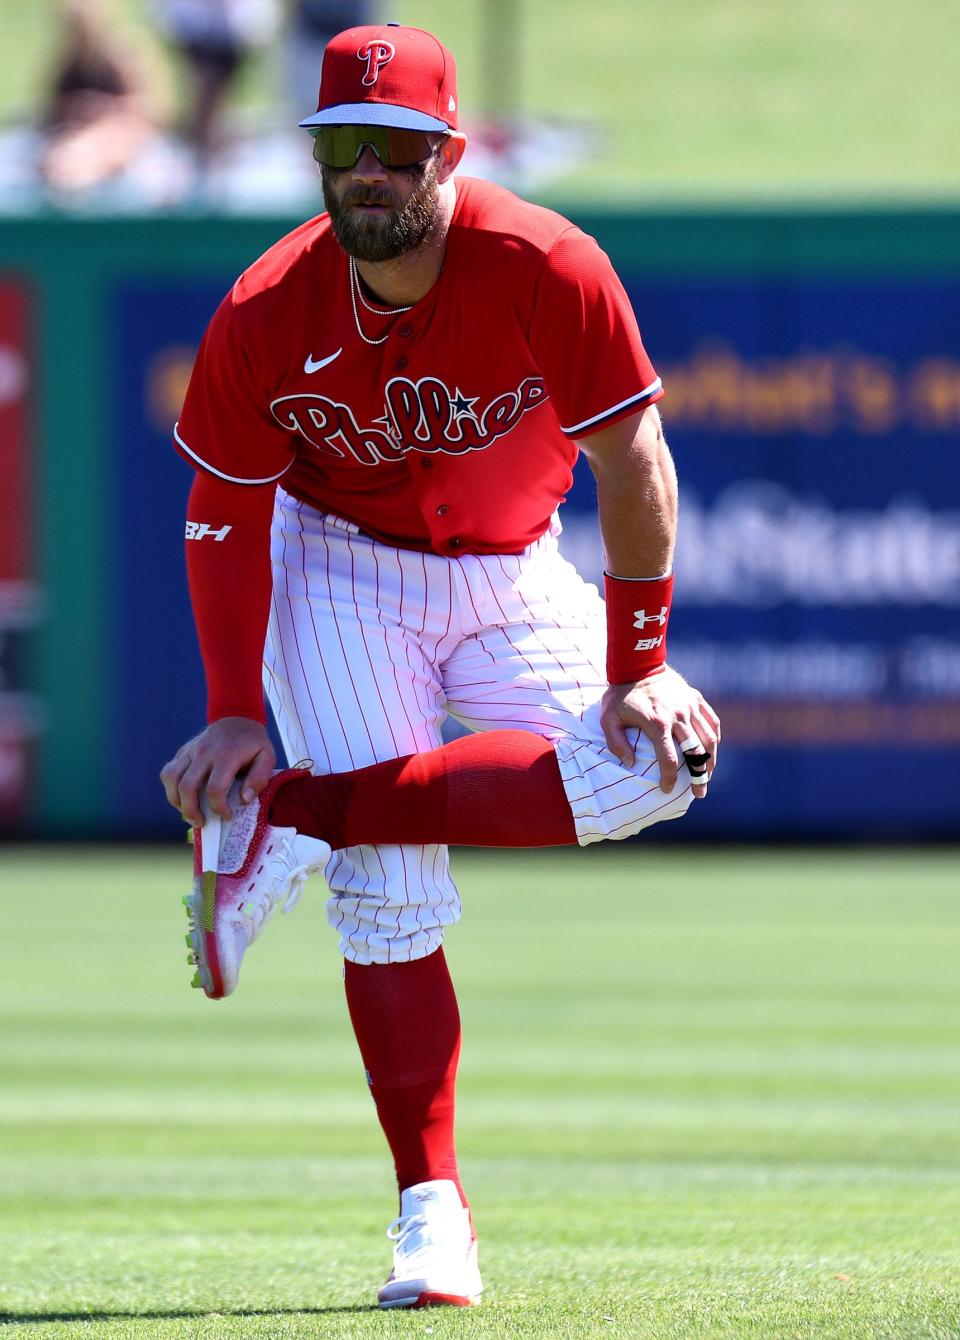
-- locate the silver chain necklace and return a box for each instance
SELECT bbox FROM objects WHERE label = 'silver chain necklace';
[349,257,413,346]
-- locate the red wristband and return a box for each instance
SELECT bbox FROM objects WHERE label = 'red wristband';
[604,571,674,684]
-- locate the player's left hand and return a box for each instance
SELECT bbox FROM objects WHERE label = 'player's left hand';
[600,664,720,799]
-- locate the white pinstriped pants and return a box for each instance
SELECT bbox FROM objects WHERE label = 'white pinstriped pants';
[263,489,694,964]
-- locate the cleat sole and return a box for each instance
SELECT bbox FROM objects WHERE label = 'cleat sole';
[181,883,223,999]
[380,1292,477,1310]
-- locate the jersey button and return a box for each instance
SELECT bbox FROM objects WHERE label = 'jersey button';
[394,357,408,370]
[449,537,462,548]
[436,504,450,516]
[398,323,414,338]
[420,458,433,470]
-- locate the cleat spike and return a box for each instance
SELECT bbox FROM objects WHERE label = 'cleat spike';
[191,970,202,988]
[187,952,198,965]
[182,893,193,907]
[185,932,193,947]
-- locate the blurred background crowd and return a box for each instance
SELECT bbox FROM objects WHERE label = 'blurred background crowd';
[3,0,391,209]
[0,0,582,210]
[2,0,957,213]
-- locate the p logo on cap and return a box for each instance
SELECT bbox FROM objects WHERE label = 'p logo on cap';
[358,40,395,86]
[299,23,459,134]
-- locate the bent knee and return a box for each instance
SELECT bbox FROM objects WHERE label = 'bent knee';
[553,735,695,846]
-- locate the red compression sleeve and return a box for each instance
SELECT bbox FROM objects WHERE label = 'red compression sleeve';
[185,471,276,723]
[345,950,467,1207]
[270,730,578,848]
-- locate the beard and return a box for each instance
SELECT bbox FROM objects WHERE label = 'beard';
[322,156,443,262]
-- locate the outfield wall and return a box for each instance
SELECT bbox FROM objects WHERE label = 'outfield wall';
[1,207,958,839]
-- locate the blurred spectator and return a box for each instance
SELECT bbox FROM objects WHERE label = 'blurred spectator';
[39,0,162,194]
[154,0,280,166]
[284,0,376,122]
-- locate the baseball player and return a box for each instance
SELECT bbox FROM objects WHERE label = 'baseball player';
[160,22,719,1311]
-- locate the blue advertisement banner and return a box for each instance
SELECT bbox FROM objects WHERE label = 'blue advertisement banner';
[110,281,226,834]
[110,271,960,838]
[564,276,960,837]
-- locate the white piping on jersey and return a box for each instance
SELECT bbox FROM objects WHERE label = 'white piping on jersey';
[560,379,663,436]
[174,423,292,485]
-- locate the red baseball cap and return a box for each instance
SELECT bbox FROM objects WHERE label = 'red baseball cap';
[299,23,458,134]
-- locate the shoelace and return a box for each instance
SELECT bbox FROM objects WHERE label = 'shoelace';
[386,1212,430,1247]
[240,837,318,930]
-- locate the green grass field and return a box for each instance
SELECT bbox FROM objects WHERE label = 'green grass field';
[1,845,959,1338]
[3,0,959,200]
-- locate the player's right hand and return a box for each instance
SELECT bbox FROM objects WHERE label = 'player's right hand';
[159,717,276,826]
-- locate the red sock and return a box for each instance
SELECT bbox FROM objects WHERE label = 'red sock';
[270,729,577,848]
[344,948,466,1208]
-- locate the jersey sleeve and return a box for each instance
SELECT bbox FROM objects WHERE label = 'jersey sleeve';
[528,228,664,439]
[174,290,296,485]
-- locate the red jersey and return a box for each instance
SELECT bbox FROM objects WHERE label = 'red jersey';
[175,176,664,556]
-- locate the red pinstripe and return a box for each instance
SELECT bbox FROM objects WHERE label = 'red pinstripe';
[320,512,378,763]
[264,593,316,770]
[294,506,357,768]
[368,540,421,753]
[604,784,693,838]
[275,517,329,768]
[344,531,400,758]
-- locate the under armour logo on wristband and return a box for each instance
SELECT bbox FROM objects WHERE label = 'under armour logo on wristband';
[633,606,668,629]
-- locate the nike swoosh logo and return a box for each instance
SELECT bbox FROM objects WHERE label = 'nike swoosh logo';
[304,348,342,374]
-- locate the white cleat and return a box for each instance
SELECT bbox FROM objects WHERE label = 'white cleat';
[378,1179,482,1310]
[181,766,330,999]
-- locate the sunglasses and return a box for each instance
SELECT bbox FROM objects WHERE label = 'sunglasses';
[311,125,441,170]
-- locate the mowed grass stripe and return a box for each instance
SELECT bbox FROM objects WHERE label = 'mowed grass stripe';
[0,845,958,1338]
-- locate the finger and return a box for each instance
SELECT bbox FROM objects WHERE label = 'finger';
[204,760,241,821]
[683,752,711,783]
[602,711,635,770]
[159,753,192,811]
[676,730,711,778]
[698,718,719,777]
[176,757,214,828]
[676,745,709,799]
[676,719,717,799]
[647,720,679,793]
[687,710,720,772]
[700,699,722,742]
[240,743,276,805]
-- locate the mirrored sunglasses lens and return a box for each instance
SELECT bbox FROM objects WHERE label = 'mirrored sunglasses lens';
[312,126,433,169]
[383,129,434,166]
[312,126,360,167]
